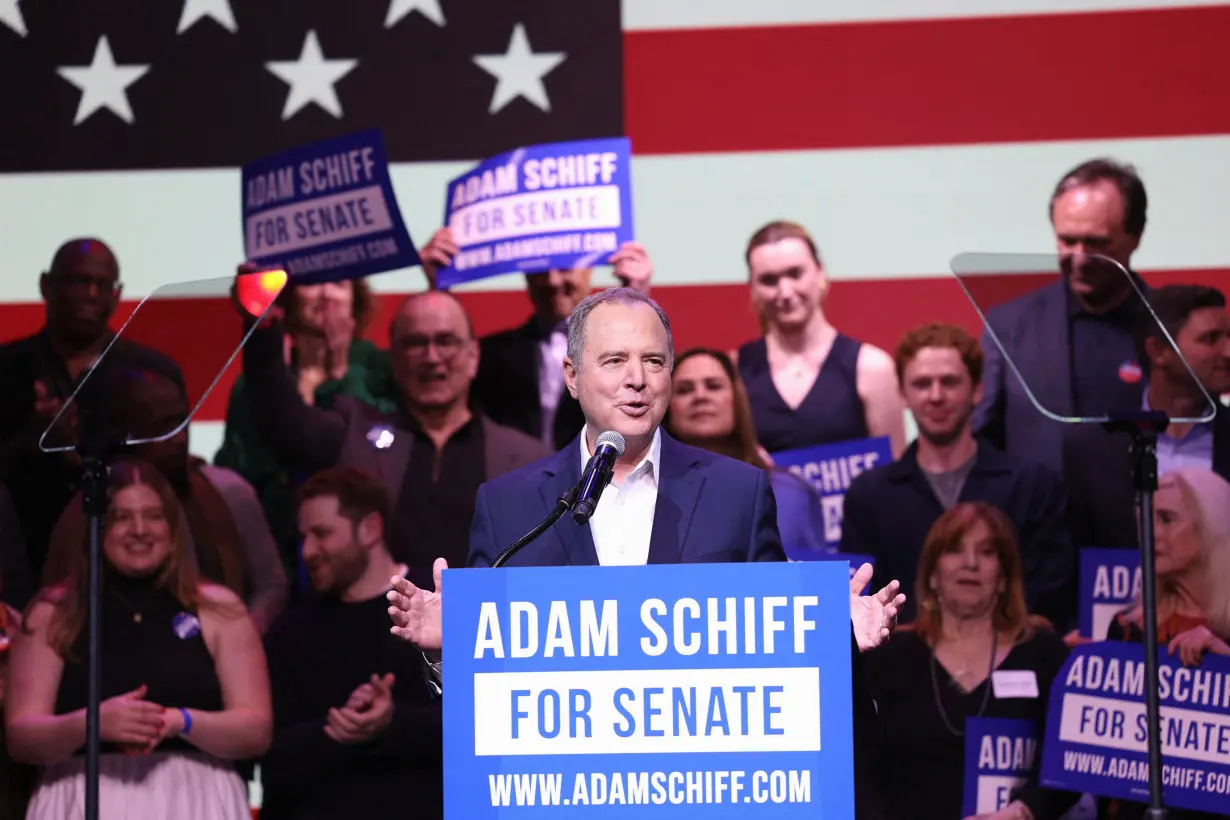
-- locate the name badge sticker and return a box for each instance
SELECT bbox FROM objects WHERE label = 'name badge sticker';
[991,670,1039,699]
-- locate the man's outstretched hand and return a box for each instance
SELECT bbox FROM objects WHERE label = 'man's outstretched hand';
[849,564,905,652]
[387,557,446,651]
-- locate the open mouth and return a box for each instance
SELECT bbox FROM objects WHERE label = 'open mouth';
[621,402,650,417]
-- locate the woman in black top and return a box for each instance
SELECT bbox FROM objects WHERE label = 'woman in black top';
[5,458,272,819]
[864,501,1080,820]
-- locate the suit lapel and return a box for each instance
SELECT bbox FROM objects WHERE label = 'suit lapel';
[514,320,546,438]
[1041,284,1075,417]
[647,433,702,565]
[540,439,598,566]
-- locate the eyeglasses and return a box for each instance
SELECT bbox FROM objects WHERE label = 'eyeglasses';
[398,333,471,361]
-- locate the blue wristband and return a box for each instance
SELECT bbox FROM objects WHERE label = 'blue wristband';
[179,707,192,736]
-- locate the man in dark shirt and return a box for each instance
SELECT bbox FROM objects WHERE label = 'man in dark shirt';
[240,282,547,591]
[417,228,654,449]
[974,158,1150,472]
[0,238,184,578]
[841,323,1075,629]
[261,466,441,820]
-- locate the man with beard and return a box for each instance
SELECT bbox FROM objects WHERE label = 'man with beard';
[260,467,441,820]
[1063,284,1230,549]
[0,239,185,580]
[840,323,1074,629]
[39,363,289,634]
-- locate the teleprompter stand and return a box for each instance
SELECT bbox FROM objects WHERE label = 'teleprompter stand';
[1104,410,1171,820]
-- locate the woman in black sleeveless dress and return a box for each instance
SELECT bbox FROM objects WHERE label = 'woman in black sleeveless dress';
[733,220,906,458]
[6,458,271,819]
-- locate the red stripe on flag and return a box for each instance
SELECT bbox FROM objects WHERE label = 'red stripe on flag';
[624,6,1230,155]
[3,268,1226,422]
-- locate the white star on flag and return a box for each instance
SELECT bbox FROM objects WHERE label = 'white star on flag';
[0,0,27,37]
[265,30,358,120]
[385,0,445,29]
[57,36,151,125]
[472,23,566,114]
[177,0,238,35]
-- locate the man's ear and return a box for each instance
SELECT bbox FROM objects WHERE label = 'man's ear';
[563,357,579,399]
[1143,335,1169,371]
[38,272,51,302]
[358,511,383,548]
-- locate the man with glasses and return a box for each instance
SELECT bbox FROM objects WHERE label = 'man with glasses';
[238,284,549,593]
[0,238,184,580]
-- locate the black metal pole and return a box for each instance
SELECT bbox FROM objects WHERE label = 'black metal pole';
[82,455,107,820]
[1106,411,1169,819]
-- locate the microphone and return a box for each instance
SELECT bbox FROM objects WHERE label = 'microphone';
[572,430,625,524]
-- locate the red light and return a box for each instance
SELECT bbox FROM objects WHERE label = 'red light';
[235,268,288,318]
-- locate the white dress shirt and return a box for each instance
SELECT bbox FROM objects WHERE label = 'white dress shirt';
[579,424,661,566]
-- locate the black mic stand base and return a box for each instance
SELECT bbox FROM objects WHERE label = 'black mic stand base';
[1104,410,1170,819]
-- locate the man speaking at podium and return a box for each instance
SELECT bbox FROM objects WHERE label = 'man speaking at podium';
[388,287,903,818]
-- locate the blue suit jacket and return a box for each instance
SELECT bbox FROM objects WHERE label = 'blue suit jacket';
[467,429,785,568]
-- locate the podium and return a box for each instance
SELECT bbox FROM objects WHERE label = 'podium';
[441,561,855,818]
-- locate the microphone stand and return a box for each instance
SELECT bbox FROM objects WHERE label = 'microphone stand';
[1104,409,1170,820]
[492,482,581,568]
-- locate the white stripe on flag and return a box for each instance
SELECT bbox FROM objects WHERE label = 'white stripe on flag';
[1,134,1227,302]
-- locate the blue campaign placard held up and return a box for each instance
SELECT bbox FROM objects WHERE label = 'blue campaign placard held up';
[1039,641,1230,813]
[771,437,894,550]
[436,137,634,289]
[442,562,855,819]
[1078,548,1140,640]
[962,717,1037,817]
[241,129,419,285]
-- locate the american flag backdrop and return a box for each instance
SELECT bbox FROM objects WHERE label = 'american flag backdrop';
[1,0,1228,462]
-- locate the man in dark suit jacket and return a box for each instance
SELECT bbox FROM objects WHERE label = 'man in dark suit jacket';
[1062,284,1230,548]
[240,286,548,591]
[417,227,655,450]
[974,158,1152,472]
[390,288,904,820]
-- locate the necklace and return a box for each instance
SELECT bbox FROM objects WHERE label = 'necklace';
[930,629,998,737]
[107,587,147,624]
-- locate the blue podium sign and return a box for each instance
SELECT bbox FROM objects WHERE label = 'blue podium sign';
[771,437,894,549]
[962,717,1037,817]
[1078,548,1140,640]
[1040,642,1230,812]
[782,548,873,596]
[442,562,854,818]
[241,129,419,284]
[436,136,634,289]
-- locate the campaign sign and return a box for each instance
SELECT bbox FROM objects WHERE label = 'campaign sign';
[771,437,894,550]
[242,129,418,284]
[1079,548,1140,640]
[436,137,634,289]
[1040,641,1230,813]
[442,562,854,819]
[962,717,1037,817]
[783,548,873,595]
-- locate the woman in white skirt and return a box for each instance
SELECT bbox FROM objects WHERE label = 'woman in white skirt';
[5,458,272,819]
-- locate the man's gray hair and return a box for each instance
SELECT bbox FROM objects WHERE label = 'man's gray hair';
[566,287,674,366]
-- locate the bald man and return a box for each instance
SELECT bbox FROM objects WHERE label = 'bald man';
[0,238,184,577]
[239,285,548,592]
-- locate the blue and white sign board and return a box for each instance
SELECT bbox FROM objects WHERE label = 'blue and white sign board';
[436,137,635,289]
[242,129,419,284]
[783,548,874,595]
[1079,549,1140,640]
[772,437,894,550]
[963,717,1037,817]
[443,562,854,818]
[1040,642,1230,813]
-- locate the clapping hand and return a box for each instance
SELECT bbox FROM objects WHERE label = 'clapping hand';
[326,674,395,745]
[849,564,905,651]
[387,558,446,651]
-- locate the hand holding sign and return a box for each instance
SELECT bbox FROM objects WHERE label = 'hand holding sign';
[387,557,445,651]
[417,227,459,290]
[610,240,653,293]
[1168,625,1230,667]
[850,564,904,651]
